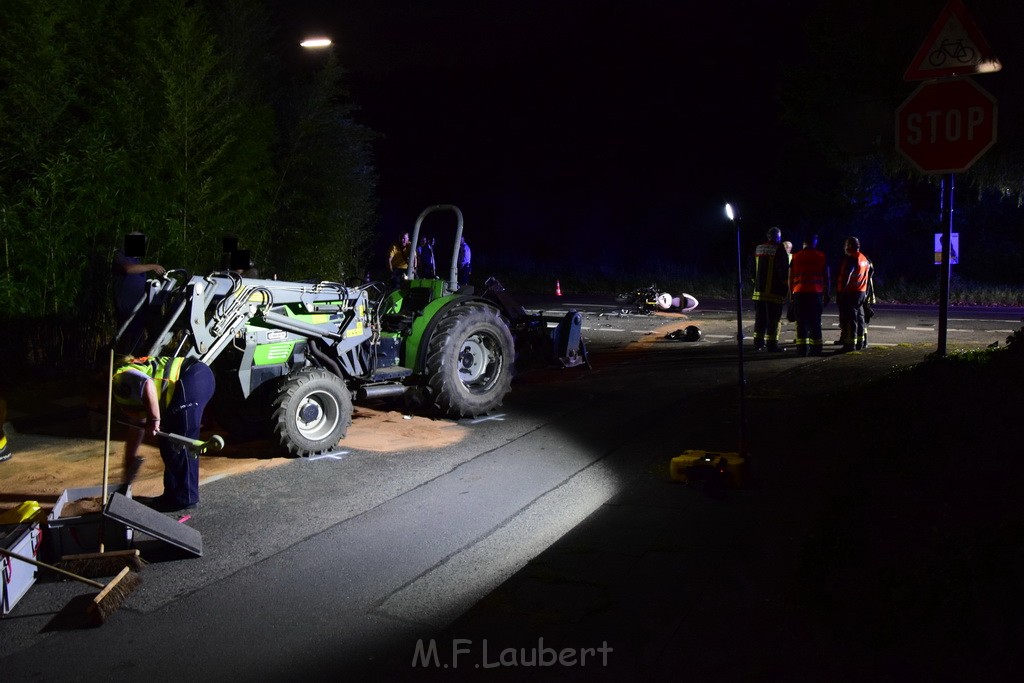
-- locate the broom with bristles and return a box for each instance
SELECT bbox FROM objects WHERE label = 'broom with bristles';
[55,348,145,578]
[1,548,140,625]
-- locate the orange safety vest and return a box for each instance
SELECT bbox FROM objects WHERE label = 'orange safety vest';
[838,251,870,293]
[790,248,827,293]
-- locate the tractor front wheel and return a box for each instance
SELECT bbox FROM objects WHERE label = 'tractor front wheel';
[271,369,352,456]
[425,303,514,418]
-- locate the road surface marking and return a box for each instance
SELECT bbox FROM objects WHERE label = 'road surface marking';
[468,414,507,424]
[309,451,350,461]
[951,318,1021,323]
[907,326,935,331]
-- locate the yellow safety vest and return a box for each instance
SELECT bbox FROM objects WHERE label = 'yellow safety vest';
[112,357,186,415]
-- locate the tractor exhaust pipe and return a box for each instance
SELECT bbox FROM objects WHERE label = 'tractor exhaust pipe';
[357,384,410,400]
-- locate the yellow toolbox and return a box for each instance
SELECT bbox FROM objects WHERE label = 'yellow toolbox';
[670,449,746,488]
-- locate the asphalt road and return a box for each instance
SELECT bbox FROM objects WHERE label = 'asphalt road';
[1,295,1018,681]
[520,293,1021,350]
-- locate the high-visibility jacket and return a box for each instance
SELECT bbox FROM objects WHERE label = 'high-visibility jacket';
[838,251,871,293]
[752,241,790,303]
[790,248,828,293]
[112,356,186,418]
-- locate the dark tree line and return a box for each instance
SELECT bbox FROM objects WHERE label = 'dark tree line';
[0,0,377,366]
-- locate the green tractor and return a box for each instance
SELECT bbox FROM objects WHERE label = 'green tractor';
[130,205,587,455]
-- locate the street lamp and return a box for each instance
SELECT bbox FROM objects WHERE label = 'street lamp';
[724,203,748,460]
[300,37,332,48]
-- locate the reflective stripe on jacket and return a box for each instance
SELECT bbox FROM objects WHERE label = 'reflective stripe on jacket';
[753,241,789,303]
[113,357,186,415]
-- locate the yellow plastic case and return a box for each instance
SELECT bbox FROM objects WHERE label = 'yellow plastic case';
[670,449,746,488]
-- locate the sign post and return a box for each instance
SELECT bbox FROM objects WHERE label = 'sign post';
[898,0,999,356]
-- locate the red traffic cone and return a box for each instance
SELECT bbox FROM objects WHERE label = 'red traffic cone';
[555,280,562,296]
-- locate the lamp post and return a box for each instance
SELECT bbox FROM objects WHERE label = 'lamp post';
[300,37,332,49]
[725,203,748,459]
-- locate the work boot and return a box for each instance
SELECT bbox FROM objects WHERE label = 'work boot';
[767,342,786,353]
[0,440,11,463]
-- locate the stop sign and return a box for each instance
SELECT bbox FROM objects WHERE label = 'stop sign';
[896,77,997,174]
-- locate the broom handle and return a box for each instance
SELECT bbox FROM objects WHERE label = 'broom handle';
[0,548,105,590]
[100,348,115,553]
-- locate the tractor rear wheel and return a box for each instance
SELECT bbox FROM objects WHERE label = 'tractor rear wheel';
[425,303,514,417]
[271,368,352,456]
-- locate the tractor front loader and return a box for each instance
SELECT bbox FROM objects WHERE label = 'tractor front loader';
[121,205,587,456]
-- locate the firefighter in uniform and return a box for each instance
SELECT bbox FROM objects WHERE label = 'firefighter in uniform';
[752,227,790,352]
[113,356,215,512]
[789,235,831,357]
[836,236,872,352]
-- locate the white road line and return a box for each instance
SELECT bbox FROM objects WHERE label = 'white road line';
[951,318,1022,323]
[907,326,935,331]
[582,326,626,332]
[309,451,350,461]
[987,329,1015,333]
[468,414,507,424]
[869,324,897,329]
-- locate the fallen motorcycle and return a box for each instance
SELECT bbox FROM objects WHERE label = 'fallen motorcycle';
[615,285,698,315]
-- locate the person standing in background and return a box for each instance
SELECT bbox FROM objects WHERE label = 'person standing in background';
[417,236,437,279]
[112,232,165,355]
[836,236,872,352]
[457,236,472,287]
[789,235,830,357]
[751,227,790,352]
[387,232,412,288]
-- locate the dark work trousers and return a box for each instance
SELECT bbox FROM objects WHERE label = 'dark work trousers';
[794,292,824,355]
[837,291,867,349]
[753,300,784,349]
[114,276,147,356]
[159,362,215,506]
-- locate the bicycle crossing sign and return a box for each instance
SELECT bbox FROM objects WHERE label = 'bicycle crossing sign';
[904,0,1000,81]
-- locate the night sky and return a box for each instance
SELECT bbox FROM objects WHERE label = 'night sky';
[265,1,880,274]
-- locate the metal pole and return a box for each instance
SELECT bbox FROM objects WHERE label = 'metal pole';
[937,173,954,357]
[734,219,748,458]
